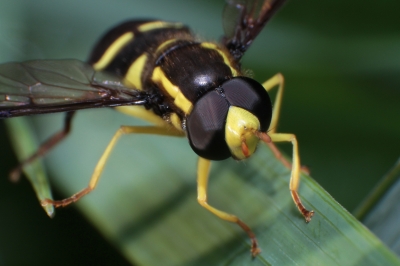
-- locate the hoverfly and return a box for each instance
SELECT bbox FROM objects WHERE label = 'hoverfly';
[0,0,313,256]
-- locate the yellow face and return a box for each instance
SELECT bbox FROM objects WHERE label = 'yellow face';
[225,106,261,160]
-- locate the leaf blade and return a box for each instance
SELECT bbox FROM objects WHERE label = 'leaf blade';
[28,110,400,265]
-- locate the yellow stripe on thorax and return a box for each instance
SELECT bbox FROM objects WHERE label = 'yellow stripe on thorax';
[152,66,193,114]
[93,32,134,70]
[138,21,184,32]
[124,54,148,90]
[201,42,239,77]
[156,39,178,54]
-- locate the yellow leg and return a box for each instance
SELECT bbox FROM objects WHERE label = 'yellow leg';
[262,73,284,134]
[262,74,309,172]
[262,74,310,173]
[261,74,314,222]
[268,132,314,222]
[41,125,184,208]
[197,157,260,257]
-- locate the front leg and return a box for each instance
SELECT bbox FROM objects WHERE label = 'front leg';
[196,157,260,257]
[260,74,314,222]
[268,133,314,222]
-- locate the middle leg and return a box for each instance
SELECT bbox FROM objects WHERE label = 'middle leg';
[41,125,184,208]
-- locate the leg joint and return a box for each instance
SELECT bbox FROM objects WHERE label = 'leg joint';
[276,72,284,83]
[197,196,207,207]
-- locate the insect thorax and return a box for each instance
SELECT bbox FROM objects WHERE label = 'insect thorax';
[88,20,240,129]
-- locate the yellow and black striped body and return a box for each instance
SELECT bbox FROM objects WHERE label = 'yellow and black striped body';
[88,20,239,122]
[88,20,272,161]
[0,2,314,257]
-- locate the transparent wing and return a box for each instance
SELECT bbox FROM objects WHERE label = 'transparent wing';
[0,60,149,118]
[222,0,286,60]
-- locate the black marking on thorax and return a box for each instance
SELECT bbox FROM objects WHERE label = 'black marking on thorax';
[156,42,234,104]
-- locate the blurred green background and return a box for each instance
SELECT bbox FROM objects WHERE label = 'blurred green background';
[0,0,399,265]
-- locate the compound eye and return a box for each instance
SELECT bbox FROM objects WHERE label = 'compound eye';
[222,77,272,132]
[187,90,231,160]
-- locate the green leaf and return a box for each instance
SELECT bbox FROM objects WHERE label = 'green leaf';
[1,0,400,264]
[18,110,397,265]
[355,159,400,221]
[5,117,54,217]
[358,159,400,256]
